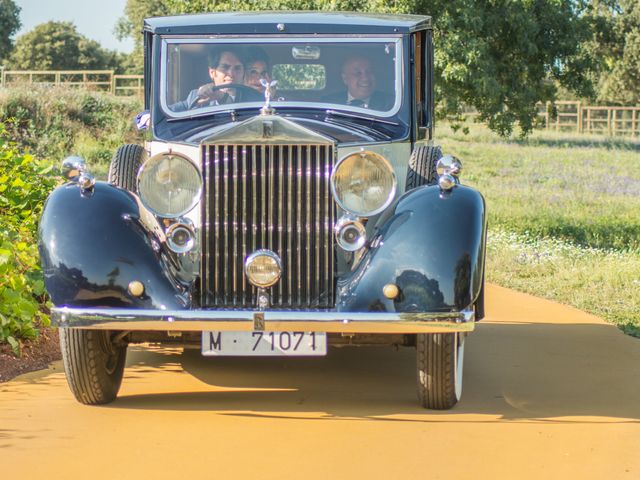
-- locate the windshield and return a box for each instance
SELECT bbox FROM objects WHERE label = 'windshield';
[161,38,402,117]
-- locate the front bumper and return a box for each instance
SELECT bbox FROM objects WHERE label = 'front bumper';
[53,308,475,334]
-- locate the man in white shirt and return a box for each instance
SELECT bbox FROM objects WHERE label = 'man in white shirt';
[324,55,394,111]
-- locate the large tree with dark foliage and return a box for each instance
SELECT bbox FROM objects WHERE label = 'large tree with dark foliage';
[115,0,171,71]
[590,0,640,105]
[117,0,607,135]
[0,0,21,63]
[8,21,123,71]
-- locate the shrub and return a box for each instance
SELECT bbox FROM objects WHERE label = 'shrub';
[0,86,141,354]
[0,85,142,177]
[0,123,58,353]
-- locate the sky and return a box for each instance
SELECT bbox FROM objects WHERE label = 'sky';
[13,0,135,53]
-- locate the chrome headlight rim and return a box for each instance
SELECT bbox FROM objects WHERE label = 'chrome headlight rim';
[137,151,203,218]
[330,150,397,218]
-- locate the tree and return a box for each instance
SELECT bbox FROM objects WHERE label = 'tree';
[0,0,21,63]
[115,0,172,72]
[8,21,122,71]
[119,0,603,136]
[591,0,640,105]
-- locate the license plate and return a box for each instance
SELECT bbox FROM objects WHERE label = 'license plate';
[201,331,327,356]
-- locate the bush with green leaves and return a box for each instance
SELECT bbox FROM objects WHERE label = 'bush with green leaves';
[0,123,57,353]
[0,87,140,354]
[0,85,142,178]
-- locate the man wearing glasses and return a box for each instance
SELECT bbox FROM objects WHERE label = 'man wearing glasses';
[172,47,262,112]
[324,55,393,111]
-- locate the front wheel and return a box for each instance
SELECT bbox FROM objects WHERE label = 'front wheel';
[59,329,127,405]
[416,332,465,409]
[108,144,145,192]
[405,145,442,189]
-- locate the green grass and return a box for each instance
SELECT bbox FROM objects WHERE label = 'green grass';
[486,229,640,335]
[438,123,640,251]
[437,123,640,334]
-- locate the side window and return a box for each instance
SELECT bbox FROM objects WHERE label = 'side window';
[424,32,434,128]
[413,30,432,135]
[415,31,424,121]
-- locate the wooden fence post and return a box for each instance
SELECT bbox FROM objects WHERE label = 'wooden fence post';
[577,102,583,133]
[545,101,550,130]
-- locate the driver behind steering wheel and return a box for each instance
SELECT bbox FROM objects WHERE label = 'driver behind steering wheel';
[172,47,263,111]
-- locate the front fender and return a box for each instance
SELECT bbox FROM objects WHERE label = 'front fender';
[336,184,486,313]
[38,182,188,310]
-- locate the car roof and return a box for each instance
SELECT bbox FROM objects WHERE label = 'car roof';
[144,11,431,35]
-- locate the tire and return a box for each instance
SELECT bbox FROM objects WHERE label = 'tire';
[59,329,127,405]
[108,144,145,191]
[416,332,465,409]
[405,145,442,189]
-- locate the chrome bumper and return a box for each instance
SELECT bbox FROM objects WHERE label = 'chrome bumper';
[53,308,475,334]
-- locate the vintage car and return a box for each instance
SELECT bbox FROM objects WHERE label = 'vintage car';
[39,12,486,409]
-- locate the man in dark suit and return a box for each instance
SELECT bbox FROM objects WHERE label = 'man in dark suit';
[171,47,263,112]
[324,55,394,111]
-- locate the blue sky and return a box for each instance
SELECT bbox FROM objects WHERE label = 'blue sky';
[14,0,134,53]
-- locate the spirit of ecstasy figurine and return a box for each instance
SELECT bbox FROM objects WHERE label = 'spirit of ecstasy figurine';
[260,78,278,113]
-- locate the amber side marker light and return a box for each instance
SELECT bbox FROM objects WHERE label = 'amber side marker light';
[383,283,400,299]
[128,281,145,297]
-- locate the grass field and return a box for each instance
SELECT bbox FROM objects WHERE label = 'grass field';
[437,123,640,335]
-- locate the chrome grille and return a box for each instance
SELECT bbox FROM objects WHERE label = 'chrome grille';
[200,143,335,308]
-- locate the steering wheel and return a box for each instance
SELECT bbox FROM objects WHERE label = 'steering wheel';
[195,83,263,103]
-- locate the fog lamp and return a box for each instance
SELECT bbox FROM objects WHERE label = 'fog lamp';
[335,215,367,252]
[436,155,462,177]
[245,250,282,288]
[166,223,195,254]
[61,156,86,182]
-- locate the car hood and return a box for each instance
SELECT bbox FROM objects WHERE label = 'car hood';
[153,109,410,145]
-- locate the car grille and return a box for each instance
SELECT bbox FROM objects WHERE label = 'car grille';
[200,143,336,308]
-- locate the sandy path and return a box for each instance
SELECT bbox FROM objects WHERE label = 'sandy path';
[1,284,639,479]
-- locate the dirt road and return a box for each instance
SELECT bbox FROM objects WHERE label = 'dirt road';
[1,284,639,479]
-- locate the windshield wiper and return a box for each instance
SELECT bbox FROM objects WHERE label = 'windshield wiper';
[325,109,399,126]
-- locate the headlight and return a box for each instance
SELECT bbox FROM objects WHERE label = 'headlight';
[331,151,396,217]
[137,152,202,217]
[245,250,282,288]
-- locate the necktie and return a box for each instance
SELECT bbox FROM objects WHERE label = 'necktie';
[349,99,365,107]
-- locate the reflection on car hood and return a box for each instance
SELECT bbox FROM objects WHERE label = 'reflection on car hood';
[154,111,409,145]
[197,113,334,145]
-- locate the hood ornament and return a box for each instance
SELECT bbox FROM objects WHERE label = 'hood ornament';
[260,79,278,115]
